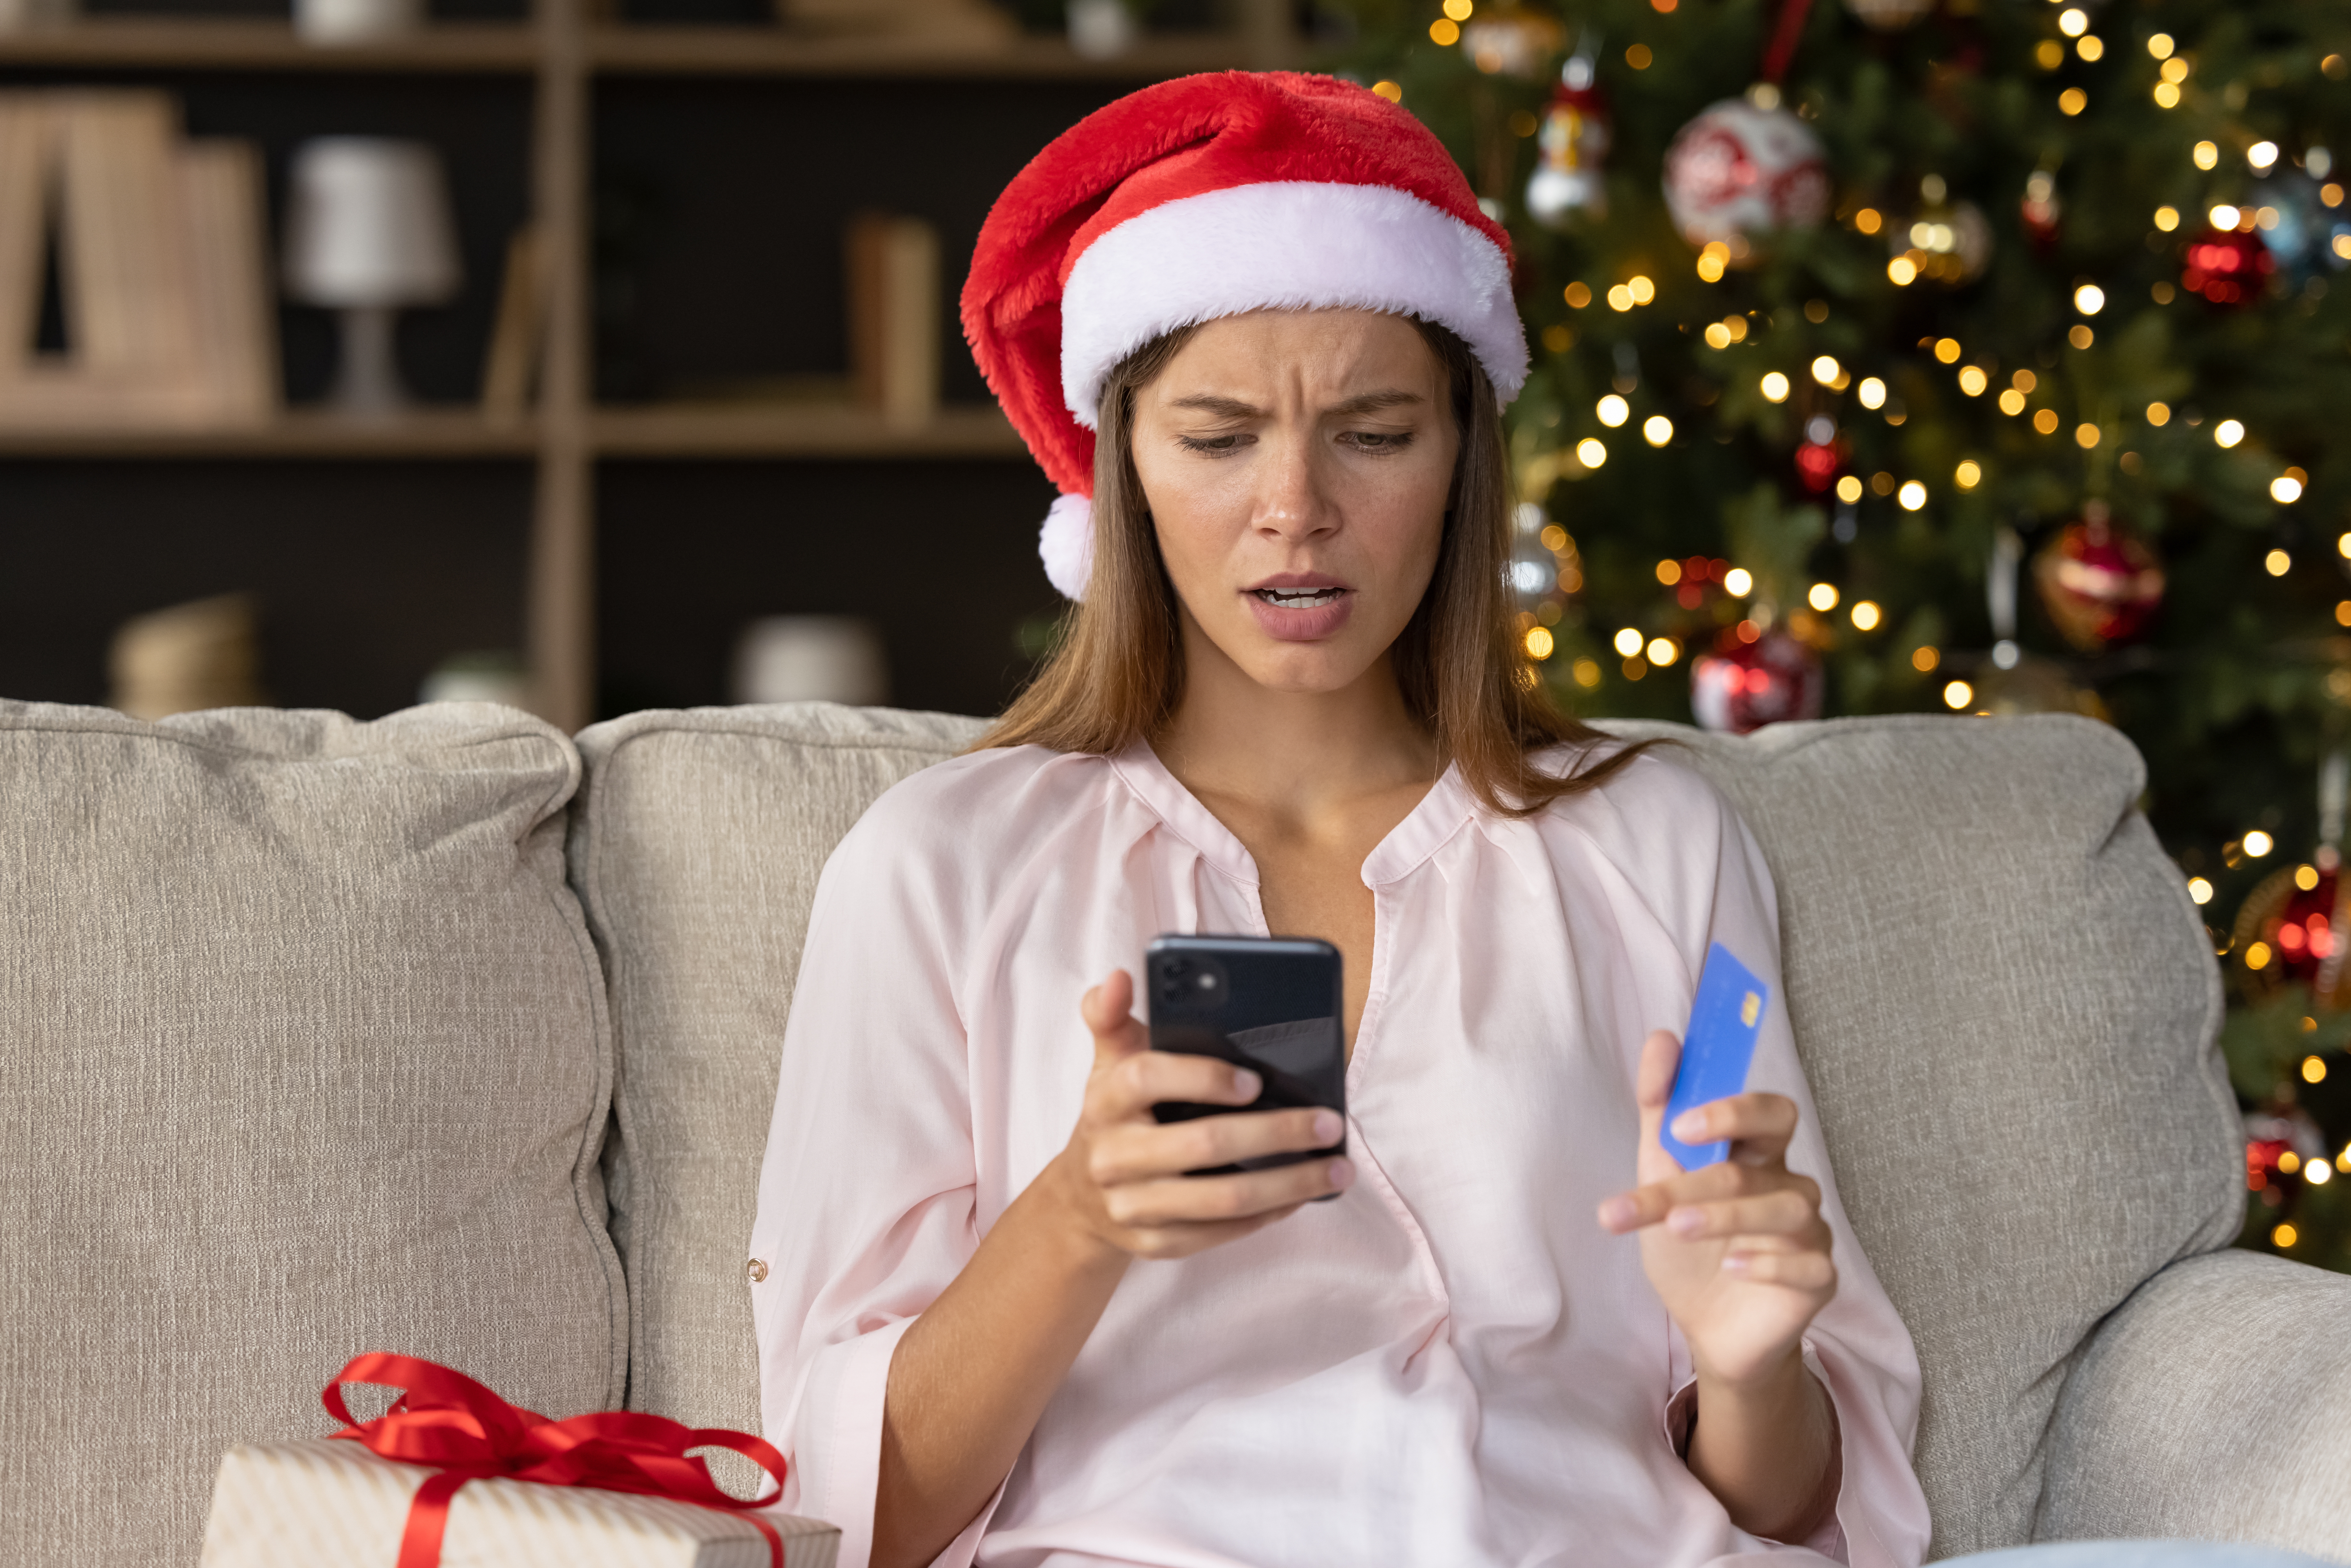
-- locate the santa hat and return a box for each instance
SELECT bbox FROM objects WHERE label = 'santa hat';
[961,71,1529,600]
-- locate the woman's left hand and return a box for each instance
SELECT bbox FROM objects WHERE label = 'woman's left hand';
[1597,1028,1836,1389]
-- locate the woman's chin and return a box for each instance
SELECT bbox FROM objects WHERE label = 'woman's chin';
[1223,643,1387,698]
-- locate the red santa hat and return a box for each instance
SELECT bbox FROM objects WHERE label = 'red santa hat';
[962,70,1529,600]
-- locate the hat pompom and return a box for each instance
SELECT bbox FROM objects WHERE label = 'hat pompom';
[1039,493,1095,601]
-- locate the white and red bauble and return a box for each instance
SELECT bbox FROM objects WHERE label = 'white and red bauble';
[1691,629,1824,733]
[1526,53,1610,226]
[1662,99,1830,249]
[962,72,1530,599]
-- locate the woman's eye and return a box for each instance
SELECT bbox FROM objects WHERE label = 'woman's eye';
[1177,434,1249,455]
[1342,430,1412,452]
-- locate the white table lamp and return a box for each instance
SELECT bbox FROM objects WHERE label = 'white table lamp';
[282,138,460,415]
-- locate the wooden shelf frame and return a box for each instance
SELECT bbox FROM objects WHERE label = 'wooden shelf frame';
[0,17,1278,79]
[0,403,1020,458]
[0,18,542,72]
[0,409,540,457]
[0,1,1298,728]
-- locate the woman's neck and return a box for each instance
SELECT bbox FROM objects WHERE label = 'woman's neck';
[1154,609,1439,821]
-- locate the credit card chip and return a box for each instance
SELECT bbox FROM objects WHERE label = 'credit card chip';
[1740,991,1761,1027]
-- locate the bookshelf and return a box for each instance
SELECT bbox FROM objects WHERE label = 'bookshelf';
[0,3,1294,728]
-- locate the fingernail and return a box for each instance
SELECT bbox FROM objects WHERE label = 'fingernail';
[1597,1196,1636,1231]
[1232,1069,1261,1100]
[1670,1111,1705,1141]
[1667,1208,1703,1236]
[1721,1253,1753,1274]
[1327,1158,1355,1189]
[1312,1109,1343,1143]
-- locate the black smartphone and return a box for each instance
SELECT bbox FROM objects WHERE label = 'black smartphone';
[1145,933,1346,1192]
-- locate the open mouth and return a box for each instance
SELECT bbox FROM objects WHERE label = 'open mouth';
[1252,586,1348,609]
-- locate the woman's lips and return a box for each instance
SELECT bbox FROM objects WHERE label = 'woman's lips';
[1245,585,1355,641]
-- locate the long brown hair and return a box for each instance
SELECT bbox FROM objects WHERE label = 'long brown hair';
[976,315,1652,817]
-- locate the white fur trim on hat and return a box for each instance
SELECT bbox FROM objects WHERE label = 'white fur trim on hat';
[1059,181,1528,429]
[1039,492,1095,600]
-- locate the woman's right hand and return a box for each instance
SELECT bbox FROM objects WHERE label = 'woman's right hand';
[1045,968,1353,1261]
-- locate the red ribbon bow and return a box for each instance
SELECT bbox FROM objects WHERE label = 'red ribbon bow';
[323,1352,791,1568]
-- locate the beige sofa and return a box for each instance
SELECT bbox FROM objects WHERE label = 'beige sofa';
[3,697,2346,1566]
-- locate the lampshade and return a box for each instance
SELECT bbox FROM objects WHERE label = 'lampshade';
[732,617,889,706]
[282,138,460,308]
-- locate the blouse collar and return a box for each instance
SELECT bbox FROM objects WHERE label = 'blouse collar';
[1107,740,1476,891]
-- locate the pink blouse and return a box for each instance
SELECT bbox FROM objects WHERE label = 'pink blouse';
[750,740,1931,1568]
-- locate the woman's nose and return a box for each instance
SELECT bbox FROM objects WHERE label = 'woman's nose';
[1250,431,1336,539]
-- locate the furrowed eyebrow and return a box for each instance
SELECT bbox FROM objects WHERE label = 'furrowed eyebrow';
[1327,390,1424,415]
[1167,395,1262,419]
[1165,389,1424,418]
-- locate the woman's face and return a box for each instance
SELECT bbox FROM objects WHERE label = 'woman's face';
[1130,309,1460,696]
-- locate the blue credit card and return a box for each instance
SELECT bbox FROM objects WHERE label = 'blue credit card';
[1659,943,1770,1170]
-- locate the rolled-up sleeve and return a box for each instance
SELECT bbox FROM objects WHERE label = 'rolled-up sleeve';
[747,798,990,1568]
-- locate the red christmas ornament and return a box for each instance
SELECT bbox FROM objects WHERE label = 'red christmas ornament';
[2244,1108,2329,1209]
[2031,504,2165,652]
[2246,1135,2301,1205]
[2235,859,2351,1009]
[2180,227,2276,307]
[1690,628,1823,733]
[1793,439,1843,493]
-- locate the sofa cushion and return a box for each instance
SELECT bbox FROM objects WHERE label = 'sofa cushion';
[580,708,2237,1558]
[568,703,984,1438]
[0,701,624,1567]
[1603,715,2239,1557]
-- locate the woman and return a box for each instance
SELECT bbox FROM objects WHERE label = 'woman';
[748,72,1926,1568]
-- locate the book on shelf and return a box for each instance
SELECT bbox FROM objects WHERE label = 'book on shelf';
[0,89,278,430]
[845,211,939,430]
[480,223,545,422]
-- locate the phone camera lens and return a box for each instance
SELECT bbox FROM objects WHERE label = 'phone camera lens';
[1196,973,1217,991]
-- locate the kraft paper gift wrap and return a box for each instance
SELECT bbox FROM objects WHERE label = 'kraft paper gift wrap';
[198,1440,841,1568]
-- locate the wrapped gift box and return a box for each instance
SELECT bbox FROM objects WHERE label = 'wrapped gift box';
[200,1439,840,1568]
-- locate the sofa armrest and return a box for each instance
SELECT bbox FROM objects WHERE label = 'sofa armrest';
[2034,1249,2351,1563]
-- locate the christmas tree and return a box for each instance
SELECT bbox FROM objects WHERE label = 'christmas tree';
[1321,0,2351,1268]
